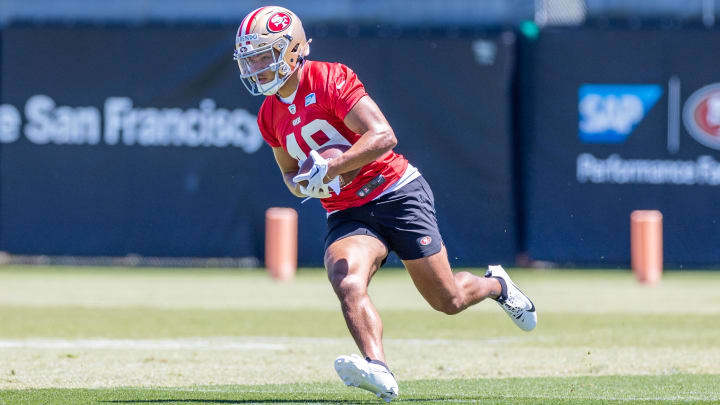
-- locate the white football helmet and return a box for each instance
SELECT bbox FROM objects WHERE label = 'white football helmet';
[233,6,310,96]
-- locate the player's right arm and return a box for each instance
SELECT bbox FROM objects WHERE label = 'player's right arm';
[272,146,305,198]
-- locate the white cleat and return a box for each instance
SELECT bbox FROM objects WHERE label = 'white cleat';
[485,265,537,331]
[334,354,399,402]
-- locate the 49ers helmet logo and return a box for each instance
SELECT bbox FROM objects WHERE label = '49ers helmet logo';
[683,83,720,150]
[267,12,291,33]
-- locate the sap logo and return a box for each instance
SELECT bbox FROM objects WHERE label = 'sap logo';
[578,84,663,143]
[683,83,720,150]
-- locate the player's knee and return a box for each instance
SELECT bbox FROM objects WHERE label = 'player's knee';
[327,261,367,299]
[331,275,367,302]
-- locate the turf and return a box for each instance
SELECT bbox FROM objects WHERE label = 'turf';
[2,375,719,404]
[1,307,719,348]
[0,265,718,403]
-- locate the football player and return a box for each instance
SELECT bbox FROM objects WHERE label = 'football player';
[234,6,537,402]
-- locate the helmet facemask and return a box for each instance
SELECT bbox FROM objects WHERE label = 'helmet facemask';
[234,37,297,96]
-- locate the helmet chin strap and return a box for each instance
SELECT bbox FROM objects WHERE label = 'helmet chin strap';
[257,59,299,96]
[255,64,284,95]
[259,75,282,95]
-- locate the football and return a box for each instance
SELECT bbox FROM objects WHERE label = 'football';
[297,144,360,189]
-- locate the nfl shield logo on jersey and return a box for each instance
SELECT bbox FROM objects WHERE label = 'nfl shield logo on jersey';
[288,104,296,114]
[305,93,316,106]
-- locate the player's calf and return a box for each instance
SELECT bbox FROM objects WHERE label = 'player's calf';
[426,293,465,315]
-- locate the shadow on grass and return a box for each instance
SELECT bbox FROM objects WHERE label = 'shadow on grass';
[101,401,351,404]
[98,399,719,405]
[100,397,459,404]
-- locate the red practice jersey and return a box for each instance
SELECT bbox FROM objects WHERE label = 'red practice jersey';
[258,60,408,212]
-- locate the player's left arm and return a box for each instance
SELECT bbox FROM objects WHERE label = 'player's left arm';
[272,146,306,198]
[326,96,397,179]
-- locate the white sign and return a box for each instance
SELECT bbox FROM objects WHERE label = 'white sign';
[0,95,263,153]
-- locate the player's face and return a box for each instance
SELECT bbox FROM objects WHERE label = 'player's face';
[234,37,296,96]
[237,48,279,84]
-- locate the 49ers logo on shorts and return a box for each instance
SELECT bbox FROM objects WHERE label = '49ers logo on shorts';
[267,12,292,33]
[683,83,720,150]
[419,236,432,246]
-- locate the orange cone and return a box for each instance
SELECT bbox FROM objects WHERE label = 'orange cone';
[630,210,663,285]
[265,207,298,281]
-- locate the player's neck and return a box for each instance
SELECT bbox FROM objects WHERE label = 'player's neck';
[276,66,301,99]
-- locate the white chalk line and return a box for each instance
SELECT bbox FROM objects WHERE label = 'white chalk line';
[0,335,544,351]
[0,338,285,351]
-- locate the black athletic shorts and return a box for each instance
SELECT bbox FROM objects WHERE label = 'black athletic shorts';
[324,176,444,263]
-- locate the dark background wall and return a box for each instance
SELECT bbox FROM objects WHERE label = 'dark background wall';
[2,23,719,268]
[0,24,517,266]
[519,28,720,267]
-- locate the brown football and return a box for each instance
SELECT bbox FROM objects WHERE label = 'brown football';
[297,144,360,189]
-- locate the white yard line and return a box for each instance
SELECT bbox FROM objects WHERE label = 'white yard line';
[0,338,285,351]
[2,339,718,390]
[0,335,546,351]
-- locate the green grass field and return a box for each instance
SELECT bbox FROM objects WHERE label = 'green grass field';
[0,266,719,404]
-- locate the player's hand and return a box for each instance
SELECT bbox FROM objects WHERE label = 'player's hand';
[298,183,331,199]
[293,150,342,195]
[292,150,329,189]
